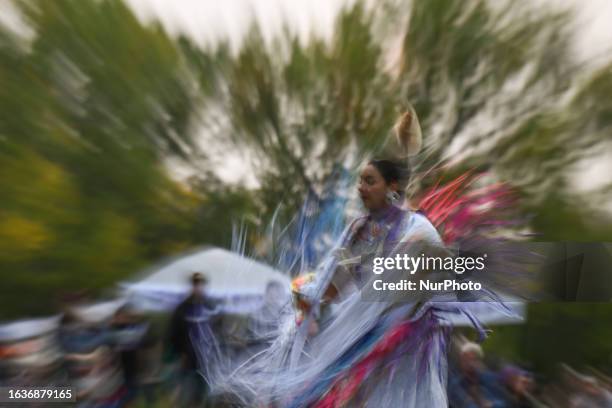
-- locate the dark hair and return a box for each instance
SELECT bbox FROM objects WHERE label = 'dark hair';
[369,159,410,187]
[191,272,207,285]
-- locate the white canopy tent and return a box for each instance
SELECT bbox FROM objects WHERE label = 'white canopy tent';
[69,299,128,325]
[0,316,61,342]
[121,247,291,313]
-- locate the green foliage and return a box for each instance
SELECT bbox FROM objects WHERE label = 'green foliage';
[524,303,612,374]
[459,303,612,374]
[0,0,245,318]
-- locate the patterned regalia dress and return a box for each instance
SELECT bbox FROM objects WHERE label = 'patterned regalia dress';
[282,204,453,408]
[210,203,475,408]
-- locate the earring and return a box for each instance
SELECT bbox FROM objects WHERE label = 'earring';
[386,190,400,204]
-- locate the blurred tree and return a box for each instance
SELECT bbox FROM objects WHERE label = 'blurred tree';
[183,0,611,239]
[183,4,399,221]
[0,0,245,317]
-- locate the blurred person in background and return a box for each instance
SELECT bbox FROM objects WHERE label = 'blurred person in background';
[59,301,129,406]
[167,272,219,408]
[0,316,64,388]
[248,280,289,341]
[448,341,506,408]
[499,365,547,408]
[110,305,150,405]
[563,366,612,408]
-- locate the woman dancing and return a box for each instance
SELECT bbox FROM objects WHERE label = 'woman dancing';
[208,107,495,407]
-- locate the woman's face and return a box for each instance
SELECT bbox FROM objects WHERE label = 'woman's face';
[358,164,393,211]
